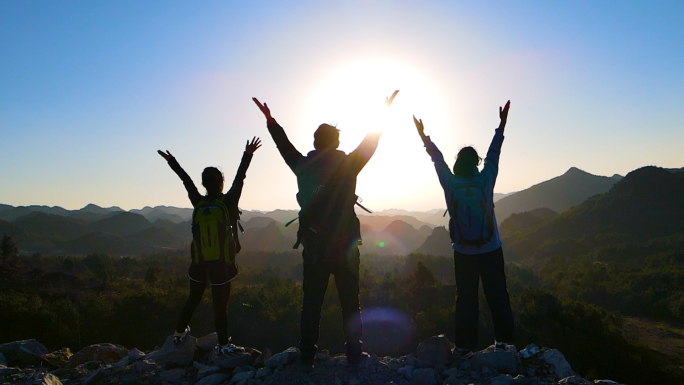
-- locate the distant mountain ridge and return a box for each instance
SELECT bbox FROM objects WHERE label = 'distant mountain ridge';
[493,167,622,223]
[3,164,681,257]
[501,165,684,265]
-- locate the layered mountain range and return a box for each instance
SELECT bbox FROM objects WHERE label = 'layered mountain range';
[3,166,681,258]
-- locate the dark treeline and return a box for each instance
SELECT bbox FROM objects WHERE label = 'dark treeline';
[0,249,677,385]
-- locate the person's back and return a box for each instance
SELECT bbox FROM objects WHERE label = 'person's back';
[253,93,397,370]
[413,101,514,354]
[157,137,261,356]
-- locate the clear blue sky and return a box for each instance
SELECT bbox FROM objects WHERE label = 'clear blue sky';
[1,1,683,211]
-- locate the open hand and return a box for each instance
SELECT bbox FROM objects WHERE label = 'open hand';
[252,98,272,120]
[245,137,262,154]
[385,90,399,107]
[157,150,174,162]
[413,115,426,139]
[499,100,511,129]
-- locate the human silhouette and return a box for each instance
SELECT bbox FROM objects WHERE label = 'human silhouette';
[157,137,261,356]
[253,91,398,370]
[413,101,514,355]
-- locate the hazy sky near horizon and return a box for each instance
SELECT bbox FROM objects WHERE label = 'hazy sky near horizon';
[1,1,683,211]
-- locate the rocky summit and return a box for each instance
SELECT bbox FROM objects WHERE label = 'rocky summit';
[0,336,623,385]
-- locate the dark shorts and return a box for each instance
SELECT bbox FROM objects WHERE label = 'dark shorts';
[187,261,238,286]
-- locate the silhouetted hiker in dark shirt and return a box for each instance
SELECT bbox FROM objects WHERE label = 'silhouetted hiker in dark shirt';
[157,137,261,356]
[253,91,398,370]
[414,101,514,355]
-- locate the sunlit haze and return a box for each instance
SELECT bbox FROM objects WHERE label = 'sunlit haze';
[1,1,683,211]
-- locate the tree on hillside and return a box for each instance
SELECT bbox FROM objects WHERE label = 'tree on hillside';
[0,234,18,267]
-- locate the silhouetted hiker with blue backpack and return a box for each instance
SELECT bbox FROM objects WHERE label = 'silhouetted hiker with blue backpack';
[414,101,514,356]
[157,137,261,356]
[253,91,398,371]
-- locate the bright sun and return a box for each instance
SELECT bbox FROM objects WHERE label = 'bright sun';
[303,59,452,211]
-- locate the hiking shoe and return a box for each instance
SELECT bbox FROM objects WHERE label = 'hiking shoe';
[173,326,190,345]
[217,343,245,356]
[348,352,371,371]
[452,346,473,358]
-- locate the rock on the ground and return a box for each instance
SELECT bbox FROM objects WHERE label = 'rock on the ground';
[416,335,451,368]
[491,374,514,385]
[0,352,7,366]
[558,375,592,384]
[255,367,271,379]
[67,343,128,368]
[264,347,300,369]
[539,349,575,380]
[253,348,271,367]
[159,368,186,382]
[42,348,72,368]
[194,372,231,385]
[232,369,255,382]
[127,348,145,361]
[411,367,437,384]
[148,335,197,369]
[0,339,49,367]
[196,333,218,352]
[469,349,517,375]
[208,351,254,369]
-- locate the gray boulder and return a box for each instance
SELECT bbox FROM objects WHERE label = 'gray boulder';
[264,347,300,369]
[490,374,514,385]
[28,372,64,385]
[194,373,230,385]
[232,369,255,382]
[196,333,218,353]
[208,351,253,369]
[148,335,197,369]
[159,368,186,383]
[67,343,128,368]
[127,348,145,361]
[42,348,72,368]
[539,349,575,380]
[469,349,517,374]
[0,352,7,366]
[558,375,591,384]
[416,335,451,368]
[0,339,48,367]
[411,368,437,384]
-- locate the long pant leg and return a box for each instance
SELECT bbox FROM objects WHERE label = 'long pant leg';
[453,251,481,351]
[479,247,515,344]
[211,282,232,345]
[334,244,362,360]
[176,279,206,334]
[300,248,331,361]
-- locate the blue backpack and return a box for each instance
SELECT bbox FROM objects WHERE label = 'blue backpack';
[449,183,494,247]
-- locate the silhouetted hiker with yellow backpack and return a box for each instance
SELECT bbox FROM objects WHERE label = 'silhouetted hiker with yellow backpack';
[253,91,398,371]
[157,137,261,356]
[414,101,514,356]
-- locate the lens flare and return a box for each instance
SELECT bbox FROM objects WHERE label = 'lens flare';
[361,307,414,355]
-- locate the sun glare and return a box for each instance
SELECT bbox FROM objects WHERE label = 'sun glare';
[303,59,452,210]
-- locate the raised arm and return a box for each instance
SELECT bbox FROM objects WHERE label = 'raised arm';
[482,100,510,183]
[157,150,202,206]
[412,116,452,189]
[348,90,399,173]
[253,97,303,171]
[224,137,261,206]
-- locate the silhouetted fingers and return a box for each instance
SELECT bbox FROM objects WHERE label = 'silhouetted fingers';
[385,90,399,107]
[252,97,262,109]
